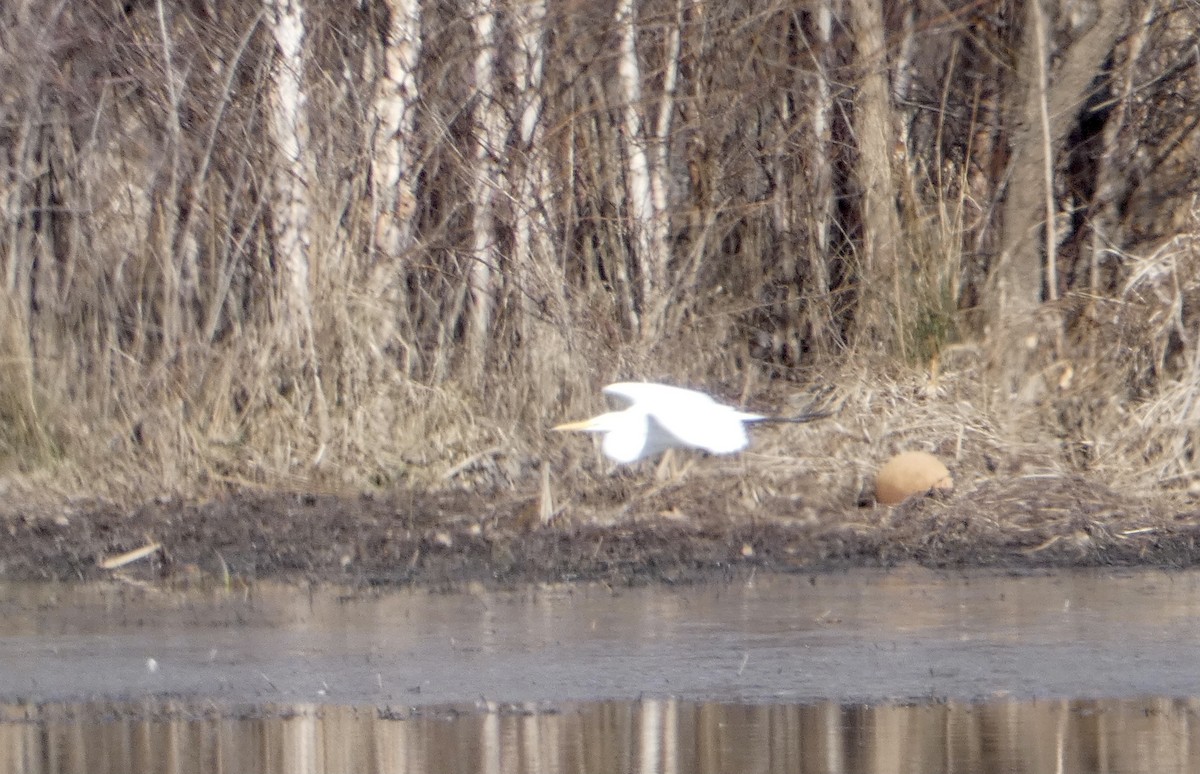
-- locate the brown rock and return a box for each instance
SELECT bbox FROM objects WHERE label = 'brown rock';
[875,451,954,505]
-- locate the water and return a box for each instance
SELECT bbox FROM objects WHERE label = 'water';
[2,568,1199,773]
[4,695,1198,774]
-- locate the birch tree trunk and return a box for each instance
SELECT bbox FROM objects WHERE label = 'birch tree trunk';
[643,0,684,338]
[509,0,566,367]
[511,0,549,274]
[614,0,674,341]
[467,0,503,375]
[265,0,315,343]
[266,0,328,447]
[848,0,903,353]
[372,0,421,258]
[806,0,838,356]
[152,0,185,361]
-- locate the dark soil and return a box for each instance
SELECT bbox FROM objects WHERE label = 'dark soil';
[3,474,1200,588]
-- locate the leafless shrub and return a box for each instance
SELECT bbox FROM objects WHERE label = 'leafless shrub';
[0,0,1198,505]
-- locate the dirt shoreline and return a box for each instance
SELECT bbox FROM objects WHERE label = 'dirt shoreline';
[3,471,1199,588]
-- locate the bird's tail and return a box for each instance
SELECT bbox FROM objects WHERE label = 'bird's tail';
[748,410,833,425]
[745,384,839,425]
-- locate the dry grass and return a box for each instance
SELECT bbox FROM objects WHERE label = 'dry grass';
[0,293,58,470]
[541,340,1200,530]
[541,361,1011,524]
[4,256,1200,522]
[1,1,1199,522]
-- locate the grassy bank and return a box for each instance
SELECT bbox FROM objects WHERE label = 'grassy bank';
[1,1,1198,514]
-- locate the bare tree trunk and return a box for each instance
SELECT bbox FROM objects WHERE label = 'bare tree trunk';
[848,0,902,353]
[265,0,316,342]
[0,288,53,460]
[467,0,503,376]
[664,0,718,339]
[265,0,329,447]
[1032,0,1058,304]
[991,0,1127,401]
[511,0,549,275]
[1088,0,1156,293]
[364,0,422,377]
[806,0,838,356]
[508,0,569,383]
[642,0,684,339]
[3,114,35,318]
[152,0,184,360]
[615,0,653,332]
[614,0,674,341]
[372,0,421,258]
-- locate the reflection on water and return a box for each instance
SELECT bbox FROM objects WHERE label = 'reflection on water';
[2,695,1198,774]
[4,568,1200,772]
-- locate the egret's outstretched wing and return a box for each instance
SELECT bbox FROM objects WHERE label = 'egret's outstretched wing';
[601,382,711,408]
[656,403,755,454]
[557,381,830,464]
[600,411,652,463]
[603,382,762,455]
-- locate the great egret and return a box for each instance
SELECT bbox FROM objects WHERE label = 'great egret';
[552,382,829,464]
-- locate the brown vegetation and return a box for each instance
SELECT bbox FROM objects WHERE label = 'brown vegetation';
[0,0,1199,528]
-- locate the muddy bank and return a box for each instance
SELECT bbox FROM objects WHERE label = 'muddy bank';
[2,472,1199,588]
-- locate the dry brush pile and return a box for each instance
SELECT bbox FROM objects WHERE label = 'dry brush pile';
[0,0,1198,508]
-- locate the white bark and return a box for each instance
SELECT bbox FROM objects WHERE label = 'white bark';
[512,0,547,152]
[1032,0,1058,302]
[467,0,503,368]
[891,5,915,104]
[804,0,837,357]
[511,0,549,272]
[265,0,328,448]
[266,0,315,336]
[771,0,839,362]
[3,114,34,300]
[509,0,559,327]
[616,0,653,306]
[811,0,835,260]
[615,0,673,338]
[652,0,683,216]
[373,0,421,256]
[644,0,685,336]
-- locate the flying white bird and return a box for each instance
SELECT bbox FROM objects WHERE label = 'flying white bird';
[552,382,829,464]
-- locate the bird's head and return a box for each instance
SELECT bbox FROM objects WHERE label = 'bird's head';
[551,411,627,434]
[553,408,651,463]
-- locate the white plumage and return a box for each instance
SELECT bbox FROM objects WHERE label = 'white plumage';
[552,382,768,464]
